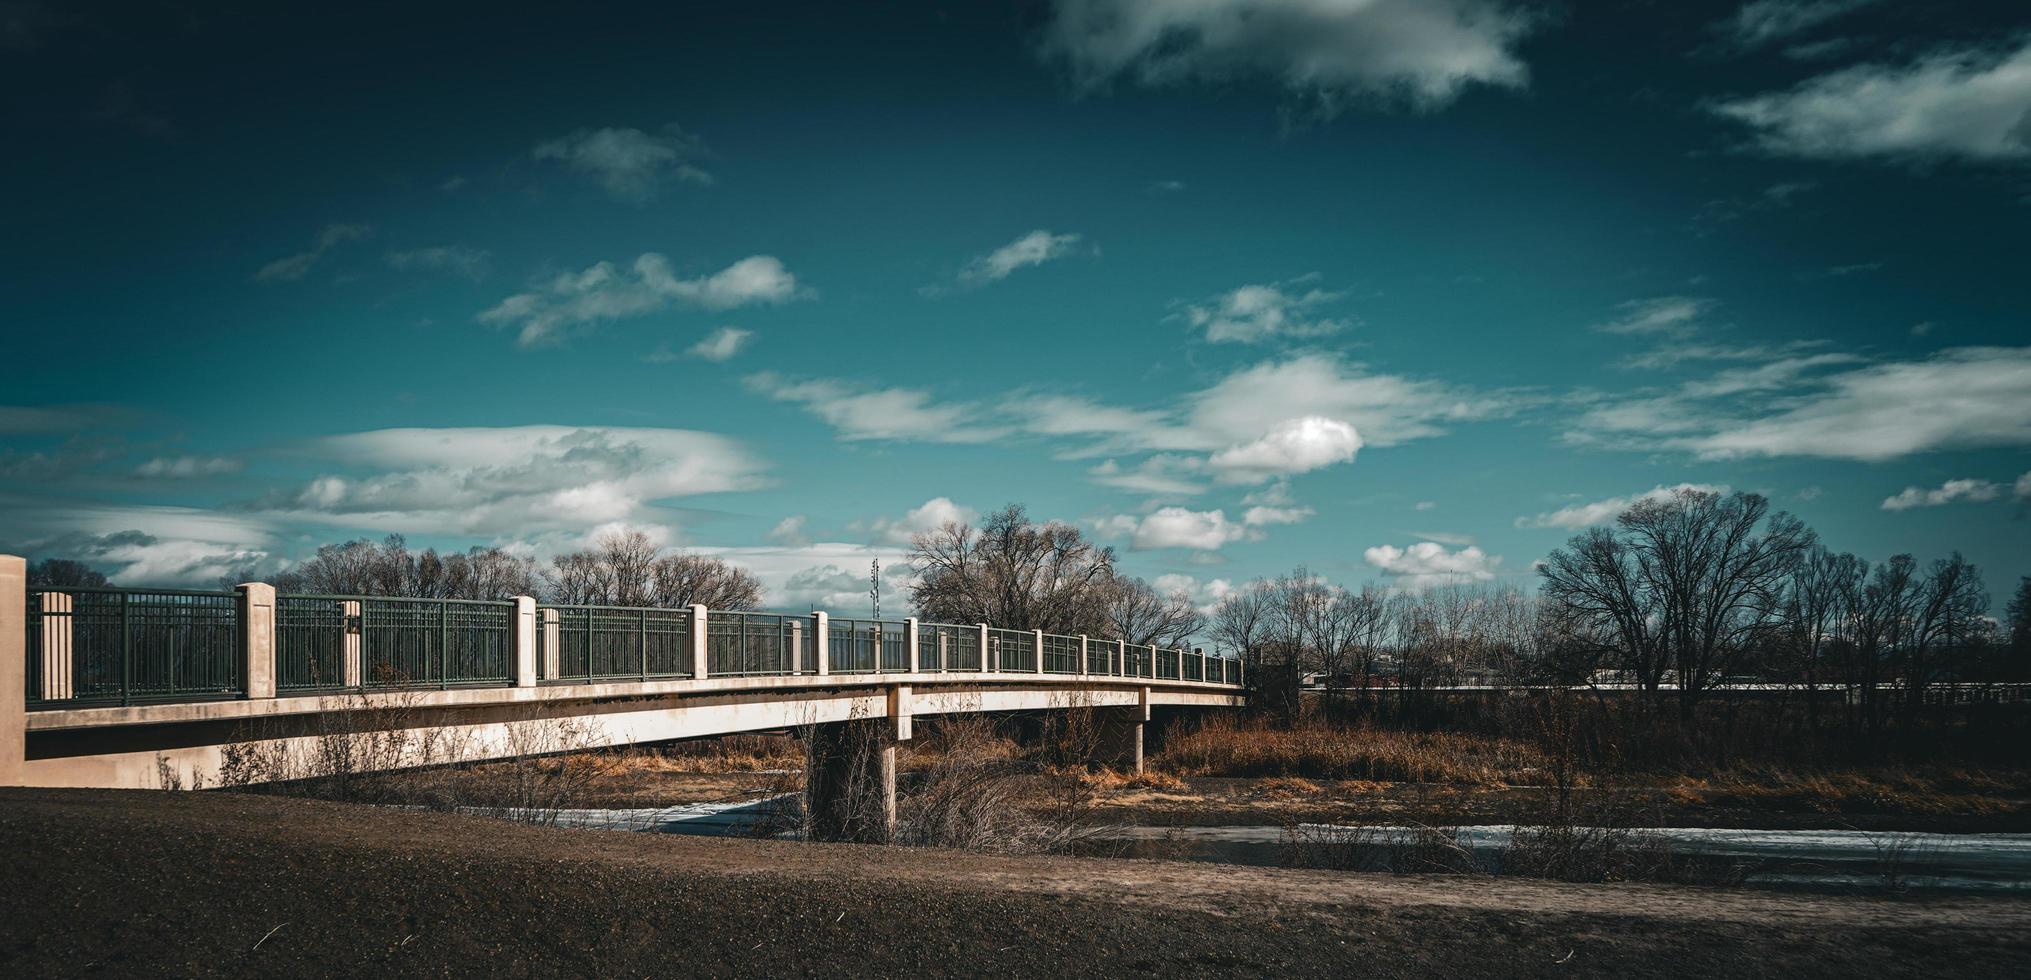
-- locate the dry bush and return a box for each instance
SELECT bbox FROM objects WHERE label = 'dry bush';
[1078,768,1188,793]
[647,734,804,773]
[1158,713,1551,786]
[890,714,1106,854]
[1255,776,1323,800]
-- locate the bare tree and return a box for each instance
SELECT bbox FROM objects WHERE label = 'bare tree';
[27,558,110,589]
[265,535,538,600]
[545,528,762,609]
[908,504,1115,633]
[1103,576,1203,647]
[1906,552,1987,713]
[1784,545,1865,730]
[1541,489,1813,718]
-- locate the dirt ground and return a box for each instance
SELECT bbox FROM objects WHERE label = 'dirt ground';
[2,788,2027,978]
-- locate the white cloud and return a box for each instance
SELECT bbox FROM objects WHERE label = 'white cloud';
[533,125,712,201]
[1151,573,1238,615]
[1131,507,1249,551]
[744,373,1004,443]
[767,515,810,546]
[2019,471,2031,502]
[686,542,919,612]
[387,245,491,281]
[956,230,1083,287]
[860,497,979,546]
[266,426,768,536]
[1363,541,1501,588]
[1714,0,1879,51]
[1516,483,1731,530]
[1595,296,1711,338]
[1088,456,1206,496]
[478,254,802,347]
[1881,477,2006,511]
[1570,347,2031,462]
[1711,37,2031,163]
[1186,275,1352,343]
[688,326,753,362]
[1185,354,1505,450]
[254,223,372,282]
[136,455,243,479]
[1042,0,1538,113]
[1207,415,1361,484]
[1415,500,1437,511]
[0,495,279,587]
[1241,504,1314,526]
[1687,347,2031,460]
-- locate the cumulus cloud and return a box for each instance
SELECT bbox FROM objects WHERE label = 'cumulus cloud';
[1113,502,1305,551]
[1207,416,1361,484]
[1711,37,2031,163]
[744,373,1004,443]
[955,230,1084,287]
[265,425,768,536]
[1713,0,1879,51]
[254,223,372,282]
[1131,507,1249,551]
[1185,275,1353,343]
[860,497,979,546]
[688,326,753,362]
[1516,483,1731,530]
[1041,0,1538,114]
[1880,477,2007,511]
[478,254,802,347]
[533,125,712,201]
[387,245,491,281]
[136,455,243,479]
[767,515,811,546]
[1363,541,1501,588]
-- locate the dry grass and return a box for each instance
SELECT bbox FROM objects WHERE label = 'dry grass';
[1157,714,1554,786]
[1077,768,1188,793]
[640,734,804,774]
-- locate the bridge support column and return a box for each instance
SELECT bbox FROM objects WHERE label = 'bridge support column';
[1093,687,1151,773]
[1,555,24,786]
[803,718,895,843]
[237,582,275,700]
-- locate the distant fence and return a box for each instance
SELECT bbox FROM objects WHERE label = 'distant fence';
[18,583,1244,710]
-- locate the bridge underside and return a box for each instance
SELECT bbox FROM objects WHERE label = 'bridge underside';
[21,675,1243,791]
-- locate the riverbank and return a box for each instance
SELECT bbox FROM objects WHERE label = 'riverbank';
[4,788,2028,978]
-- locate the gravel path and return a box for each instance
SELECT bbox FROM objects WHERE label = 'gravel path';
[2,788,2026,978]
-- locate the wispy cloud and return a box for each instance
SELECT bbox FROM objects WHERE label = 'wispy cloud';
[255,223,372,283]
[1711,36,2031,163]
[1042,0,1539,115]
[946,230,1085,289]
[533,125,712,201]
[1184,274,1353,343]
[1516,483,1731,530]
[744,373,1005,443]
[387,245,491,281]
[478,254,802,347]
[1712,0,1879,52]
[688,326,753,362]
[1880,476,2012,511]
[1594,296,1711,339]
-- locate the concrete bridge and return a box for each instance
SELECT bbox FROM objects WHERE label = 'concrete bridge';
[0,556,1245,838]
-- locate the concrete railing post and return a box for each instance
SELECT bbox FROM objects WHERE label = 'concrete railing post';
[1117,639,1126,677]
[690,604,709,679]
[813,611,830,675]
[1078,634,1088,675]
[236,582,276,699]
[1,555,25,786]
[977,623,990,673]
[1032,628,1045,674]
[340,600,362,688]
[512,597,537,688]
[905,617,920,673]
[539,608,559,681]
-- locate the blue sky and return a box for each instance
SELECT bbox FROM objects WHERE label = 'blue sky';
[3,0,2029,612]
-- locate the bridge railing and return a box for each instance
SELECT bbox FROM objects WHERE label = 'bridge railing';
[12,573,1244,712]
[917,623,981,672]
[25,587,242,707]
